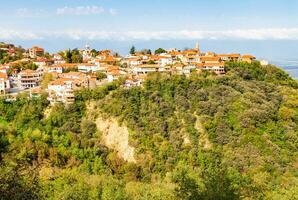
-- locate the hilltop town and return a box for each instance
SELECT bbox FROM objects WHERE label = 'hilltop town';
[0,42,264,104]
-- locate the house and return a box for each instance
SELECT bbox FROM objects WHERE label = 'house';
[168,51,184,62]
[28,46,44,58]
[197,62,225,75]
[47,78,76,104]
[217,54,240,62]
[78,63,99,73]
[183,55,201,64]
[8,69,18,87]
[200,56,221,64]
[94,50,118,65]
[124,74,146,87]
[157,55,173,66]
[107,70,121,82]
[30,87,42,98]
[17,69,42,89]
[107,67,126,82]
[49,63,78,72]
[172,63,185,74]
[53,54,63,60]
[53,54,66,64]
[125,57,143,66]
[59,72,91,88]
[47,72,92,104]
[47,65,64,74]
[0,72,10,94]
[34,57,53,67]
[260,60,269,66]
[241,55,256,63]
[133,64,160,74]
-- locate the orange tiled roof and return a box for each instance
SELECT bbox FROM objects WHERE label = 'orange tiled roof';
[19,69,38,75]
[31,46,44,51]
[200,56,221,62]
[35,57,51,62]
[109,69,121,76]
[77,63,97,67]
[0,72,8,80]
[217,54,240,58]
[49,78,74,86]
[136,64,160,68]
[203,62,225,67]
[157,55,172,59]
[61,72,85,77]
[126,57,141,61]
[107,66,119,72]
[54,63,78,68]
[242,55,256,59]
[168,51,183,56]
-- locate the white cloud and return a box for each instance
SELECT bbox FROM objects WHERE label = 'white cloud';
[50,28,298,41]
[56,6,105,15]
[2,28,298,41]
[16,8,46,17]
[0,29,43,40]
[108,8,118,16]
[16,8,29,17]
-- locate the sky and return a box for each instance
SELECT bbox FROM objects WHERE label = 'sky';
[1,0,298,63]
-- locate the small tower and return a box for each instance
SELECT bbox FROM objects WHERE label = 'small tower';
[195,41,200,52]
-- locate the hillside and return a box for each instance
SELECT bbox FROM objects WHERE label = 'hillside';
[0,61,297,200]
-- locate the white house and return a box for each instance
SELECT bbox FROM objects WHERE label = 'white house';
[47,65,63,74]
[107,69,126,82]
[34,58,53,67]
[53,54,66,64]
[260,60,269,66]
[47,78,75,104]
[198,62,225,75]
[157,55,173,66]
[78,63,99,73]
[123,56,142,66]
[133,64,160,74]
[17,69,42,89]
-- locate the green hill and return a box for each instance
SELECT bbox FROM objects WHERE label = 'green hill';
[0,62,297,200]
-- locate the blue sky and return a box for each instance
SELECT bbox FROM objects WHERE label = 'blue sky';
[1,0,298,62]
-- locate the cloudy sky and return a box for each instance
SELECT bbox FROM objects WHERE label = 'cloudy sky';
[1,0,298,61]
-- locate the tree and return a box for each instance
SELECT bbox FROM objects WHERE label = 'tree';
[147,60,156,64]
[130,46,136,55]
[65,49,72,63]
[0,162,40,200]
[91,49,98,57]
[154,48,166,54]
[141,49,152,55]
[41,73,54,89]
[71,48,83,63]
[96,72,107,80]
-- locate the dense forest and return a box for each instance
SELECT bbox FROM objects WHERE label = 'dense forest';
[0,62,297,199]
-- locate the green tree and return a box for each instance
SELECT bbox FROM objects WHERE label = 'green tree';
[130,46,136,55]
[155,48,166,54]
[96,72,107,80]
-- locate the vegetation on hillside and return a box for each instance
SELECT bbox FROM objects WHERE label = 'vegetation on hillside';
[0,61,297,199]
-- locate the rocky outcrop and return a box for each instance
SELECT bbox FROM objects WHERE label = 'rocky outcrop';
[95,116,136,163]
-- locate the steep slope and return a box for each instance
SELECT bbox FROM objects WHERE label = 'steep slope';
[0,62,297,199]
